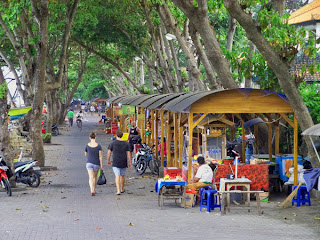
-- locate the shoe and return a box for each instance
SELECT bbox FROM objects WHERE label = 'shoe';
[121,189,125,193]
[91,193,95,196]
[117,193,120,195]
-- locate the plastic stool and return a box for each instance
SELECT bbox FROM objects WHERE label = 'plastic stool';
[292,185,311,207]
[200,190,221,212]
[199,186,212,199]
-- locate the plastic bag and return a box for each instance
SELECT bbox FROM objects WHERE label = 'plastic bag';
[97,170,106,185]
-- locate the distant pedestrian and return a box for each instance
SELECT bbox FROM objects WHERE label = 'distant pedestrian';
[67,108,74,127]
[90,105,95,116]
[85,132,103,196]
[97,105,102,116]
[107,130,132,195]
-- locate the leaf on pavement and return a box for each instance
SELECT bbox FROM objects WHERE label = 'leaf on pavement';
[16,208,21,210]
[41,206,49,208]
[74,218,80,221]
[67,211,74,213]
[315,217,320,220]
[96,228,102,230]
[129,223,134,226]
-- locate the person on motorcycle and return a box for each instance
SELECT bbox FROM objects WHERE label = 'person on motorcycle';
[76,111,84,128]
[128,121,141,152]
[107,129,132,195]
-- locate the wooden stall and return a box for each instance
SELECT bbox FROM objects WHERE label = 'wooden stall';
[106,89,299,186]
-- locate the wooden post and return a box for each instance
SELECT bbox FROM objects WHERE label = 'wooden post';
[151,109,154,148]
[160,110,164,167]
[242,120,245,163]
[231,126,235,141]
[174,112,178,167]
[188,113,194,181]
[155,110,159,159]
[111,105,114,122]
[268,123,273,163]
[254,124,259,154]
[120,114,124,132]
[179,113,183,170]
[294,115,298,186]
[275,123,280,156]
[167,112,172,167]
[142,108,146,144]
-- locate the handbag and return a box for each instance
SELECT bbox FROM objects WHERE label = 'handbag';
[97,170,106,185]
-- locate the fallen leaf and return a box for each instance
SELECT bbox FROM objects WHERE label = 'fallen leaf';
[96,228,102,230]
[116,198,120,200]
[16,208,21,210]
[41,206,49,208]
[138,186,145,189]
[129,223,134,226]
[283,217,287,220]
[315,217,320,220]
[42,210,48,212]
[293,214,297,217]
[6,231,10,233]
[17,195,21,197]
[61,197,67,199]
[74,218,80,221]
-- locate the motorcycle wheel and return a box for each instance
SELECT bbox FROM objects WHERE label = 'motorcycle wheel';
[1,178,12,196]
[52,128,59,136]
[26,170,40,188]
[136,157,147,175]
[149,158,160,176]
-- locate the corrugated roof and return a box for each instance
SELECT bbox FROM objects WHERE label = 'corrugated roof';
[113,96,131,104]
[162,91,215,113]
[289,0,320,25]
[118,95,142,105]
[129,94,159,106]
[139,93,172,108]
[147,92,186,110]
[106,95,125,104]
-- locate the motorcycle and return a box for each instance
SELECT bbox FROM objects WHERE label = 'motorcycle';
[0,148,13,196]
[227,140,242,161]
[133,143,160,175]
[42,121,59,136]
[14,148,41,188]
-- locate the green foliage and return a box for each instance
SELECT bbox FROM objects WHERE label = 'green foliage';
[0,83,7,99]
[300,82,320,123]
[74,77,108,101]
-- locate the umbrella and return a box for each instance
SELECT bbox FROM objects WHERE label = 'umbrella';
[301,124,320,164]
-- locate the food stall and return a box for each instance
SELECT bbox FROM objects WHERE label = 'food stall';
[106,89,300,191]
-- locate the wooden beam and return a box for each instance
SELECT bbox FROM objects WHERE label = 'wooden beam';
[155,110,159,159]
[242,120,245,162]
[294,115,298,186]
[268,123,273,163]
[160,110,164,167]
[256,113,268,122]
[179,113,183,170]
[192,114,208,128]
[174,113,178,167]
[188,113,194,181]
[275,114,280,156]
[280,113,294,128]
[167,112,172,167]
[219,116,235,126]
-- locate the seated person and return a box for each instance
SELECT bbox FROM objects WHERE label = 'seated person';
[186,156,213,194]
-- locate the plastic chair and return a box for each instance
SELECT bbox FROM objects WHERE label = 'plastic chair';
[292,185,311,207]
[200,190,221,212]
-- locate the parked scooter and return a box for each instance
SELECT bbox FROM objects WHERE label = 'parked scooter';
[42,121,59,136]
[133,143,160,175]
[14,148,41,188]
[0,148,13,196]
[227,140,242,161]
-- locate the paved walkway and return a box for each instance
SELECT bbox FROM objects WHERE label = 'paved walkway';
[1,114,320,240]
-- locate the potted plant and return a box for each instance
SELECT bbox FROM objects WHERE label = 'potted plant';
[42,133,52,143]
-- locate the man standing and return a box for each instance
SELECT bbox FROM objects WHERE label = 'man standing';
[67,108,74,127]
[107,130,132,195]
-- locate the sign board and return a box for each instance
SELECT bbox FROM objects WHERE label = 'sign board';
[111,122,119,133]
[114,106,123,116]
[137,114,144,120]
[122,105,135,115]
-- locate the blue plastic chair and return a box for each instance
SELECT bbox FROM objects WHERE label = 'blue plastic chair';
[200,190,221,212]
[292,185,311,207]
[199,186,212,199]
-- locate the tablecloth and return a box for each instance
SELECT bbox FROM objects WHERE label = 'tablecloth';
[154,179,187,193]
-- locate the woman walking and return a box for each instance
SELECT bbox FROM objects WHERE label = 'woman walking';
[85,132,103,196]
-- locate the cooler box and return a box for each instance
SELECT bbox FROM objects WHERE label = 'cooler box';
[276,154,303,181]
[164,167,181,179]
[134,144,142,154]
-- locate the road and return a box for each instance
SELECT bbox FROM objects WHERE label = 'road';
[1,114,319,240]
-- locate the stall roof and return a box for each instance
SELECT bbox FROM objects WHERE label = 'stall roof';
[129,94,159,106]
[162,91,211,112]
[118,95,144,105]
[147,92,186,110]
[112,96,129,104]
[106,95,125,104]
[139,93,171,108]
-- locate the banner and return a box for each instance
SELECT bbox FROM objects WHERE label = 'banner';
[114,106,123,116]
[122,105,135,115]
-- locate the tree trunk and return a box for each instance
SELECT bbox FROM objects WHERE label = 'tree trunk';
[227,15,237,52]
[224,0,316,166]
[0,68,15,187]
[245,42,256,88]
[171,0,238,89]
[189,23,220,90]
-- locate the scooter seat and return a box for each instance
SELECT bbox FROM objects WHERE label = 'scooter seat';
[14,161,33,168]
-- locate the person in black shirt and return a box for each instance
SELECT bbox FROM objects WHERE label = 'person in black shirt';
[107,130,132,195]
[128,121,141,152]
[85,132,103,196]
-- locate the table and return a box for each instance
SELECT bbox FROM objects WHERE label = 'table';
[220,178,252,209]
[155,179,187,209]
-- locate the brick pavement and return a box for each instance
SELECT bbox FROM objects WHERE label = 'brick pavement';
[1,113,319,240]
